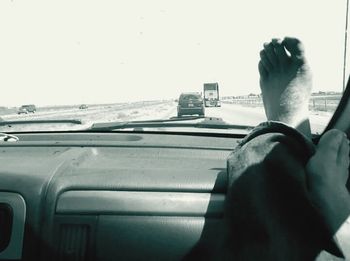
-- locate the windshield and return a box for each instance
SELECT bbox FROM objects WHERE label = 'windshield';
[1,1,348,134]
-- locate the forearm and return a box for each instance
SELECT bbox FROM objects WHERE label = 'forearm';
[334,215,350,259]
[311,188,350,258]
[316,189,350,235]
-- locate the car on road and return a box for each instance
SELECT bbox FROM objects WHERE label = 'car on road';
[79,104,88,109]
[177,93,205,117]
[17,104,36,114]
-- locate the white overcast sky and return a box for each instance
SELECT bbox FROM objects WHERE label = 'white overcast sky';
[0,0,348,106]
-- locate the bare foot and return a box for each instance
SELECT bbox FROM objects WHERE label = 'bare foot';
[259,37,312,137]
[306,129,350,234]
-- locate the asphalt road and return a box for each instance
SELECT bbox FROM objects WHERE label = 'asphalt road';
[1,102,330,133]
[163,103,329,134]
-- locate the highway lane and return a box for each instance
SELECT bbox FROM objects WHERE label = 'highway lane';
[204,104,266,126]
[0,101,330,133]
[205,104,330,134]
[163,103,330,134]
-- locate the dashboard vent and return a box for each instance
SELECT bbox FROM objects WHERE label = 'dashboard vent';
[0,203,13,252]
[57,224,90,261]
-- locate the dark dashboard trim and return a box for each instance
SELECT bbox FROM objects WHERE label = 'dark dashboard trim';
[6,130,248,139]
[0,142,235,151]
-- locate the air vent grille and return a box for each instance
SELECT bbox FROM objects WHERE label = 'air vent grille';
[57,224,90,261]
[0,203,13,252]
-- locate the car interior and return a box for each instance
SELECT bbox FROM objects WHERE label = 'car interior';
[0,1,349,260]
[0,79,348,261]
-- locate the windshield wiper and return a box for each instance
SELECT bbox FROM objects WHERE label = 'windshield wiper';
[0,119,82,127]
[88,117,254,131]
[0,133,19,142]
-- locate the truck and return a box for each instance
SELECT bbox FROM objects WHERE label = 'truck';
[203,82,220,107]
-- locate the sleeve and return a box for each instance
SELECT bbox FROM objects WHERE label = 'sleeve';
[334,215,350,260]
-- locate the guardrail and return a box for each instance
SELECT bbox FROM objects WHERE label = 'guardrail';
[221,95,342,113]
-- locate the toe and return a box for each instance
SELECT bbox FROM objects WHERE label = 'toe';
[282,37,305,61]
[263,42,278,68]
[258,60,268,79]
[271,39,289,65]
[259,50,273,71]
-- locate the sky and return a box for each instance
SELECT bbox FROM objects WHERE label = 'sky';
[0,0,348,106]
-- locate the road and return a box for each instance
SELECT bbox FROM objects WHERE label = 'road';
[152,102,330,134]
[0,102,331,133]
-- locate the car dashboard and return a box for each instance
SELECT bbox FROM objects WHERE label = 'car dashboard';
[0,131,241,261]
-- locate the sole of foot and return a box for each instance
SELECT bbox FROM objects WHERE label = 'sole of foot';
[259,37,312,137]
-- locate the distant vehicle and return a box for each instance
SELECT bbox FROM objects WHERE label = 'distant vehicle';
[177,93,205,117]
[18,104,36,114]
[203,82,221,107]
[79,104,88,109]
